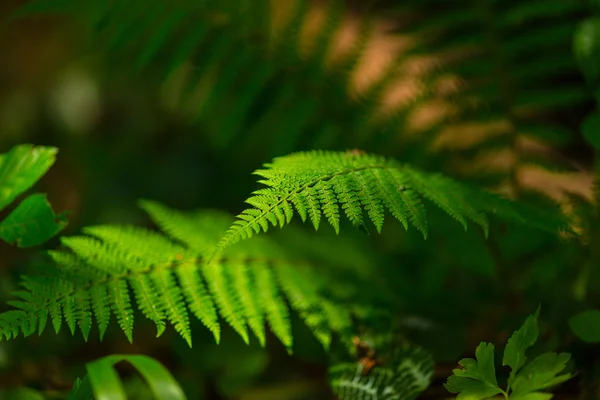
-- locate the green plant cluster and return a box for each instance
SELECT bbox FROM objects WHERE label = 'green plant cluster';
[446,309,572,400]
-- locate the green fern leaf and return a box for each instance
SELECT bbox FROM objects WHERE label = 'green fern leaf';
[214,150,571,257]
[0,202,357,352]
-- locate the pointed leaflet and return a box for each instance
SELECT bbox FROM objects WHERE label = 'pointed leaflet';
[444,342,504,400]
[510,352,572,398]
[253,261,292,351]
[202,261,249,344]
[229,260,265,346]
[504,307,540,387]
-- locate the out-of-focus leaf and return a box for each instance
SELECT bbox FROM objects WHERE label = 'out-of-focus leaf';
[503,307,540,386]
[569,309,600,343]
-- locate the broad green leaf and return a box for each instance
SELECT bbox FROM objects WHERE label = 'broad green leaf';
[569,309,600,343]
[503,308,540,386]
[0,193,68,247]
[0,145,57,211]
[511,352,572,397]
[86,354,187,400]
[444,342,504,400]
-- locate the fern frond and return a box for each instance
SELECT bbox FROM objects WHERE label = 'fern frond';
[0,202,354,351]
[214,150,572,256]
[329,343,433,400]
